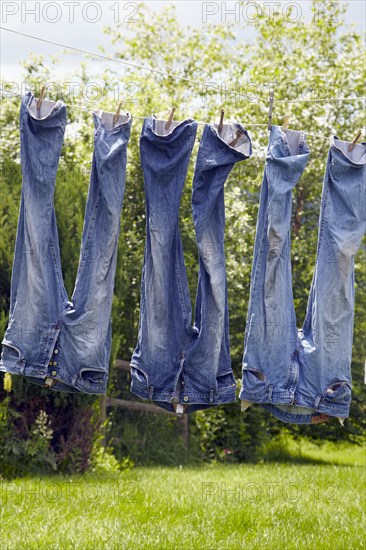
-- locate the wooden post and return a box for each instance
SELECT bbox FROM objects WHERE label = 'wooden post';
[105,396,173,415]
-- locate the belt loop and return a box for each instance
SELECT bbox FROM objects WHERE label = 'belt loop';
[268,385,273,403]
[209,389,215,403]
[314,395,322,409]
[71,373,78,387]
[148,386,154,399]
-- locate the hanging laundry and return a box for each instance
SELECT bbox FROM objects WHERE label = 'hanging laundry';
[0,92,132,393]
[130,116,252,413]
[239,125,366,424]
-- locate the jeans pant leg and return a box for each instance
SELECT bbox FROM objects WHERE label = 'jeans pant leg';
[0,92,67,379]
[239,126,310,413]
[47,110,132,394]
[295,137,366,420]
[130,117,197,408]
[183,122,252,411]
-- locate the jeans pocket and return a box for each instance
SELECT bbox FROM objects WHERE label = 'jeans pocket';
[1,341,23,363]
[242,368,267,395]
[216,371,236,390]
[130,365,149,387]
[324,381,352,404]
[79,367,107,386]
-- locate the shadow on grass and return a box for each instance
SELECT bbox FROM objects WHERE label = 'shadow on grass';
[261,445,365,467]
[262,453,360,467]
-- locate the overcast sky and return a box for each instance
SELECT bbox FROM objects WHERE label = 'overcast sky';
[1,1,365,82]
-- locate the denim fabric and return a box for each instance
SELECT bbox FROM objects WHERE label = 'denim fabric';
[0,92,132,394]
[130,117,252,412]
[240,125,366,424]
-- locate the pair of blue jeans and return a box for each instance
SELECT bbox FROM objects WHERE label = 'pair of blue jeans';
[240,125,366,424]
[130,116,252,413]
[0,92,132,394]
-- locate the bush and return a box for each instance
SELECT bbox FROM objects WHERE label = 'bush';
[0,396,56,478]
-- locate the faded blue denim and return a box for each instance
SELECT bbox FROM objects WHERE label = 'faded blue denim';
[240,125,366,424]
[0,91,132,394]
[131,117,252,412]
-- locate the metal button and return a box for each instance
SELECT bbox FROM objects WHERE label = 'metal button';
[183,396,189,402]
[51,370,57,376]
[54,349,59,354]
[53,361,57,366]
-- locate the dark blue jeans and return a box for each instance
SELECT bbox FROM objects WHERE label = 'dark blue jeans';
[131,117,252,412]
[0,92,132,394]
[240,126,366,424]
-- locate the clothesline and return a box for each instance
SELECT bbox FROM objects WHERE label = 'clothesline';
[0,87,268,126]
[0,88,333,140]
[1,26,230,90]
[1,25,365,141]
[1,26,365,105]
[0,88,357,141]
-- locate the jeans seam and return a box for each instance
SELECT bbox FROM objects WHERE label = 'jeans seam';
[315,179,330,261]
[189,127,195,149]
[174,227,188,323]
[94,124,103,139]
[302,179,330,334]
[49,238,68,303]
[59,111,65,126]
[281,134,292,156]
[77,190,102,274]
[245,188,269,342]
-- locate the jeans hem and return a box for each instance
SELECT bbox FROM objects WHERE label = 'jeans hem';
[130,378,236,406]
[0,359,107,394]
[239,388,351,424]
[259,402,349,424]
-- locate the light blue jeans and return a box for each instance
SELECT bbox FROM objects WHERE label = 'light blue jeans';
[240,125,366,423]
[0,92,132,394]
[130,117,252,412]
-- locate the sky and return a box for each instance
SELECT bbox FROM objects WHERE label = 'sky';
[0,1,365,83]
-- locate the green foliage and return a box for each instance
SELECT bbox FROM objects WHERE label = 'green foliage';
[110,408,191,466]
[194,407,228,462]
[90,427,134,474]
[0,397,24,478]
[0,397,56,478]
[0,374,103,477]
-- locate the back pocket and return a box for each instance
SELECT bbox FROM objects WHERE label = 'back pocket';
[242,368,267,395]
[79,367,107,386]
[1,341,23,364]
[216,371,236,392]
[130,365,149,387]
[324,381,352,404]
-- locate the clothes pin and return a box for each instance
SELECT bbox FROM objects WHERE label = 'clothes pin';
[218,108,224,135]
[267,88,275,130]
[113,101,123,126]
[282,113,291,132]
[36,86,46,110]
[348,129,362,152]
[165,107,176,130]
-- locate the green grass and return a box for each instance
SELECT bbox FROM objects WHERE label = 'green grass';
[1,443,365,550]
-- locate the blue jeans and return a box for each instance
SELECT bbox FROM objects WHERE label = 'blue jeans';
[0,92,132,394]
[240,125,366,424]
[130,117,252,412]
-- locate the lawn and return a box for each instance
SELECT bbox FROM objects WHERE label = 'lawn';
[1,442,365,550]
